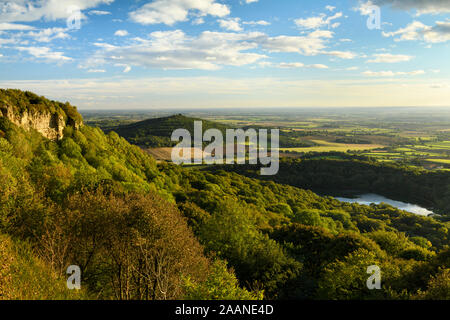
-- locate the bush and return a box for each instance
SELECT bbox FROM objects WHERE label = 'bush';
[183,260,263,300]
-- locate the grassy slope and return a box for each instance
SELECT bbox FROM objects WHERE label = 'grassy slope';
[0,234,88,300]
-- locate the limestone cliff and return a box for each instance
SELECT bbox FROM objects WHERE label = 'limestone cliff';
[0,89,83,140]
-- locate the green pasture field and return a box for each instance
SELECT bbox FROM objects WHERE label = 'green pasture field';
[202,116,450,170]
[425,159,450,164]
[280,146,383,153]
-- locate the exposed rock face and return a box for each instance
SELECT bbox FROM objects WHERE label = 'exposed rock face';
[0,104,77,140]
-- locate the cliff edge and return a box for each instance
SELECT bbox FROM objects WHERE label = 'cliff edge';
[0,89,83,140]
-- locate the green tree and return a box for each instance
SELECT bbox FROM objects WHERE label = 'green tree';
[183,260,263,300]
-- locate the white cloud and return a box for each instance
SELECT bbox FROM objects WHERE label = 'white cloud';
[245,0,259,3]
[243,20,271,26]
[0,24,70,44]
[26,27,70,42]
[367,53,414,63]
[84,30,268,71]
[278,62,328,69]
[218,18,242,31]
[330,22,340,28]
[88,10,111,15]
[260,31,334,56]
[278,62,305,68]
[383,21,429,41]
[113,64,131,73]
[323,50,357,59]
[82,26,356,71]
[363,70,425,77]
[258,30,356,59]
[258,62,329,69]
[295,12,343,29]
[87,69,106,73]
[114,30,129,37]
[355,1,378,15]
[308,30,334,38]
[129,0,230,25]
[383,21,450,43]
[310,64,329,69]
[0,22,35,30]
[17,46,72,62]
[0,0,114,22]
[192,17,204,25]
[0,37,18,46]
[325,5,336,12]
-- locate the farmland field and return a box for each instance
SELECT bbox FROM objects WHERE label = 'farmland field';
[84,107,450,170]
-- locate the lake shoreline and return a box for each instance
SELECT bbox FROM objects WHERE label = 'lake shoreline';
[330,193,435,217]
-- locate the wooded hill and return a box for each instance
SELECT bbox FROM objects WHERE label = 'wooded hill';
[207,156,450,218]
[0,90,448,300]
[106,114,230,147]
[103,114,316,149]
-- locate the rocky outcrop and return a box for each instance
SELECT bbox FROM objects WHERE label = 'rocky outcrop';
[0,104,79,140]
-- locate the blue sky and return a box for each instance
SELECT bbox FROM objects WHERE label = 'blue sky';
[0,0,449,109]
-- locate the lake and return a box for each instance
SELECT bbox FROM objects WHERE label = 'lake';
[335,193,434,216]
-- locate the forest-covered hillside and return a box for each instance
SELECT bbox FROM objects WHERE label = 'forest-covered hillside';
[0,90,448,300]
[209,157,450,218]
[105,114,230,148]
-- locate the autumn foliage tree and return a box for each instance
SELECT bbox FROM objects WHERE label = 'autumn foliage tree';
[38,190,210,300]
